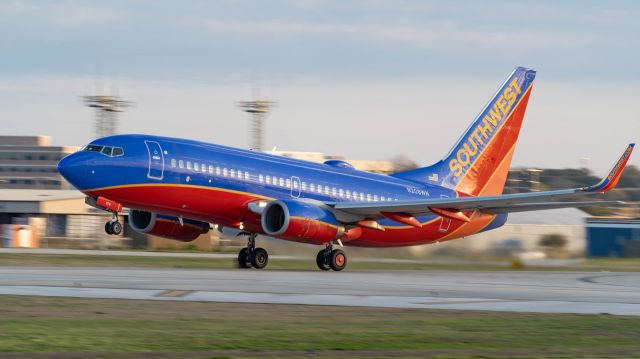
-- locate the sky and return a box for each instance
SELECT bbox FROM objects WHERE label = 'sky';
[0,0,638,175]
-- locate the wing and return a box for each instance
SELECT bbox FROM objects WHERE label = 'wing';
[333,144,634,219]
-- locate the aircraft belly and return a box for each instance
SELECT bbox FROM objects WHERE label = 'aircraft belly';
[86,184,265,230]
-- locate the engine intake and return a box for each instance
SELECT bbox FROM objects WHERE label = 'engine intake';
[129,210,209,242]
[261,200,342,244]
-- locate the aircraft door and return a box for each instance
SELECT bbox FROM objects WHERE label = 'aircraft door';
[290,176,301,198]
[438,195,452,232]
[145,140,164,180]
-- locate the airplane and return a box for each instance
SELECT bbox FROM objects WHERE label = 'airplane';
[57,66,634,271]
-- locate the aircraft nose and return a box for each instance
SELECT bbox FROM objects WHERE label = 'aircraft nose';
[57,153,87,188]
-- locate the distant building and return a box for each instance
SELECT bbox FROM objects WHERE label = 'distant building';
[586,217,640,257]
[272,150,395,174]
[424,208,588,257]
[0,189,218,250]
[0,136,79,189]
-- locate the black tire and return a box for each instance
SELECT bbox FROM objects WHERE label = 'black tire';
[104,222,113,235]
[316,250,330,271]
[329,249,347,271]
[237,248,250,268]
[251,247,269,269]
[110,221,122,235]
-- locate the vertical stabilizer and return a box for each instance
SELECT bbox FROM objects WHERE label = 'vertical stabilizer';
[392,67,536,196]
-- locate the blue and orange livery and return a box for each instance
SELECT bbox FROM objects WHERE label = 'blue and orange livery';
[57,67,633,271]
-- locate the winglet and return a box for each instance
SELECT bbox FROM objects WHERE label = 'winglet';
[583,144,635,193]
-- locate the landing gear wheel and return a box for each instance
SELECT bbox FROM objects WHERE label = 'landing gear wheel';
[251,248,269,269]
[237,248,251,268]
[110,221,122,235]
[329,249,347,271]
[104,222,113,235]
[316,250,330,271]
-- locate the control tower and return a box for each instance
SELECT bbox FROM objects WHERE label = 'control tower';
[238,99,275,152]
[82,95,133,138]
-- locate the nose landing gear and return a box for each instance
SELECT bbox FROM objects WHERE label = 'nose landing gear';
[237,233,269,269]
[316,243,347,271]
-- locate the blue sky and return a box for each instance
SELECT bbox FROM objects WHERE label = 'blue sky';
[1,0,638,174]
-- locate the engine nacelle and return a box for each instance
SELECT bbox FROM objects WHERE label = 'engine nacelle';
[261,200,342,244]
[128,210,209,242]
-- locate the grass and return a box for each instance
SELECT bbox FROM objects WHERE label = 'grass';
[0,295,639,358]
[1,252,640,271]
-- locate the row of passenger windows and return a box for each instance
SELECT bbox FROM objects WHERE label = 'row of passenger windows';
[169,158,398,202]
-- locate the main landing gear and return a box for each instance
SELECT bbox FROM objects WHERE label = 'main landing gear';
[104,213,123,236]
[316,243,347,271]
[237,233,269,269]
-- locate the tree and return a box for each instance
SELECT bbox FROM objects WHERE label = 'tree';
[538,233,568,249]
[389,155,418,172]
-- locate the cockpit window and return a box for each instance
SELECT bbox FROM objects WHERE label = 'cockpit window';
[85,145,104,152]
[111,147,124,157]
[83,145,124,157]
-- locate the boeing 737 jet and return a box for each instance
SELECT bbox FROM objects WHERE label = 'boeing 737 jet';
[58,67,634,271]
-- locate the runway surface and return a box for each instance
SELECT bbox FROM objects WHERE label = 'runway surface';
[1,267,639,315]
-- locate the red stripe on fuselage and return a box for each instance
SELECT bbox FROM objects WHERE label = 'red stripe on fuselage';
[86,184,497,247]
[86,184,268,233]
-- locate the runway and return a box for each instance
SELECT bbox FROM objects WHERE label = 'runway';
[1,267,639,315]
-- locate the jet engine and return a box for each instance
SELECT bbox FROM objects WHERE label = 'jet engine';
[261,200,343,244]
[128,210,209,242]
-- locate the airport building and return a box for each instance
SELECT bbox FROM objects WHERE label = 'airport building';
[425,208,589,258]
[586,217,640,257]
[0,136,79,190]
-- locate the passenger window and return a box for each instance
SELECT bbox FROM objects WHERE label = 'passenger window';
[279,178,284,187]
[230,169,235,178]
[381,196,386,202]
[293,181,299,189]
[112,147,124,157]
[374,195,379,201]
[187,161,192,170]
[209,165,214,174]
[286,179,291,188]
[194,163,199,171]
[215,167,221,175]
[310,183,315,192]
[266,175,271,184]
[346,190,351,199]
[237,170,242,179]
[359,193,364,201]
[301,182,307,191]
[244,172,250,181]
[223,168,228,176]
[179,160,184,169]
[332,187,337,196]
[259,174,264,183]
[324,186,329,195]
[339,189,344,198]
[171,159,177,168]
[366,194,371,201]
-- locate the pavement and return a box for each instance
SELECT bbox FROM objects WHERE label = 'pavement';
[1,266,639,315]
